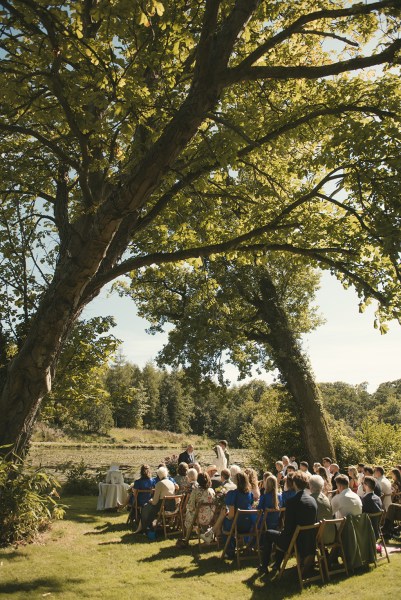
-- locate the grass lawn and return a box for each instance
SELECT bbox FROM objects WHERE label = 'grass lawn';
[0,496,400,600]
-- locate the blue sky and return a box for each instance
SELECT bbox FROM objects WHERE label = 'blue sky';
[83,270,401,393]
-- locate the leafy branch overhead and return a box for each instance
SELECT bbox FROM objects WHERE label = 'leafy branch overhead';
[0,0,401,455]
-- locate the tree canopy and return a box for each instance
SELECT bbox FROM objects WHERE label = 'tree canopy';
[0,0,401,456]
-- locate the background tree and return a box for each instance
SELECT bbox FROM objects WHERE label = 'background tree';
[0,1,400,456]
[158,370,193,434]
[119,255,334,459]
[141,362,162,430]
[40,316,119,432]
[105,354,149,428]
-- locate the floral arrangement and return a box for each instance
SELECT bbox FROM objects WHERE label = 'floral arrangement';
[163,454,179,477]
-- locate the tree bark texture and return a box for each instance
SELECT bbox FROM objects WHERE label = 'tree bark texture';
[256,275,335,462]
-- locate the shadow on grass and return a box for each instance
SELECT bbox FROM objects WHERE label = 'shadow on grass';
[0,577,84,595]
[96,531,153,545]
[86,520,131,535]
[63,498,124,525]
[0,551,21,560]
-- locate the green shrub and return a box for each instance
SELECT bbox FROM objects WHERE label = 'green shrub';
[356,416,401,464]
[31,421,67,442]
[61,459,104,495]
[0,451,65,547]
[239,385,305,470]
[330,419,364,466]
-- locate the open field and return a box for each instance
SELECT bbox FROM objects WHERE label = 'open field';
[26,428,250,480]
[0,496,400,600]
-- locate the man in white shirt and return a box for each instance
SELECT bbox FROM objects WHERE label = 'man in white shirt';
[282,455,290,476]
[322,457,333,480]
[374,466,392,510]
[331,474,362,518]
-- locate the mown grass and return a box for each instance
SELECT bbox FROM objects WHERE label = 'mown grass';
[1,496,400,600]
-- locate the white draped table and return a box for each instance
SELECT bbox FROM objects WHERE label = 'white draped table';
[97,482,130,510]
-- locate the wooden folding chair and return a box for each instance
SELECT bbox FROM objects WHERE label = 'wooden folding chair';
[221,509,262,568]
[260,507,286,532]
[368,512,390,564]
[127,489,154,528]
[157,494,184,539]
[316,518,348,581]
[276,523,324,589]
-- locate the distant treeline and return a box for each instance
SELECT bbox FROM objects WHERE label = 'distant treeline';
[40,355,401,467]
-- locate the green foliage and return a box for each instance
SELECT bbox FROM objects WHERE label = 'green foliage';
[0,451,65,546]
[356,417,401,464]
[319,382,372,429]
[1,0,401,458]
[158,370,192,434]
[372,379,401,426]
[106,354,149,428]
[61,459,104,496]
[239,385,305,470]
[41,316,120,432]
[329,418,364,467]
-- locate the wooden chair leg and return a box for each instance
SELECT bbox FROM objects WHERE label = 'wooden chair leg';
[236,532,241,568]
[221,532,233,559]
[277,548,290,581]
[294,546,304,590]
[380,533,390,564]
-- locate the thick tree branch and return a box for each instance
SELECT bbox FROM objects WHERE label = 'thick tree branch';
[226,38,401,83]
[193,0,221,83]
[235,0,400,72]
[213,0,260,67]
[299,29,359,48]
[133,104,395,234]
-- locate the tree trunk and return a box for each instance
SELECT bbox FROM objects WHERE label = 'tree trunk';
[0,74,226,459]
[256,275,335,463]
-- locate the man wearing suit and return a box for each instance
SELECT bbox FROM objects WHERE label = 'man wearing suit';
[361,476,383,538]
[178,444,195,465]
[259,471,318,575]
[361,476,383,514]
[329,463,341,491]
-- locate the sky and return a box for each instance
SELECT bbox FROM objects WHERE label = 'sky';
[83,271,401,393]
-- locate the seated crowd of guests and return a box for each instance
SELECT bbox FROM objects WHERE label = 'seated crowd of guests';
[124,446,401,574]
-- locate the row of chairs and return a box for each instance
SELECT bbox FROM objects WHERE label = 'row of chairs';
[128,490,390,590]
[220,508,390,588]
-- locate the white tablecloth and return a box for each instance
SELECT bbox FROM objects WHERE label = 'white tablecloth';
[97,482,130,510]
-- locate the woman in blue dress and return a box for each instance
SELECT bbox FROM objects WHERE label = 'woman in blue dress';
[281,471,297,506]
[132,464,154,508]
[258,475,282,530]
[223,472,255,556]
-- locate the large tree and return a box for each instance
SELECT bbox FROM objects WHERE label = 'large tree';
[121,255,335,459]
[0,1,401,456]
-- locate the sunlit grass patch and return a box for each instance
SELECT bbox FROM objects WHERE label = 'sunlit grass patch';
[0,496,400,600]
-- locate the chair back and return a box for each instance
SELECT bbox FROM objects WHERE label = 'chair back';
[158,494,184,539]
[234,508,261,534]
[161,494,183,513]
[317,517,345,546]
[261,507,283,531]
[367,511,384,539]
[367,511,390,564]
[276,523,323,589]
[221,509,262,568]
[286,522,320,555]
